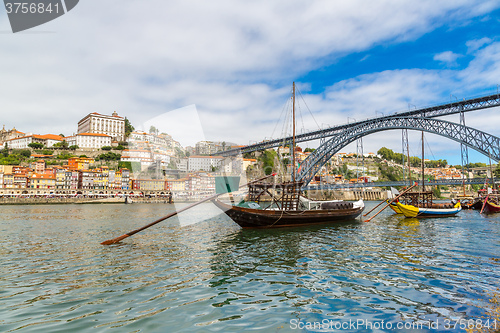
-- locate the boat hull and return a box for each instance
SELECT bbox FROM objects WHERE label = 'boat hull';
[213,199,364,228]
[482,200,500,214]
[395,202,461,218]
[387,200,402,214]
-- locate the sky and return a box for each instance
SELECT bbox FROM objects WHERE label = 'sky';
[1,1,500,165]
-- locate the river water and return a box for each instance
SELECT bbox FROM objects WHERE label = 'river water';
[0,202,499,332]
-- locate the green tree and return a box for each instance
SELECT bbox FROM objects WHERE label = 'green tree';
[1,144,9,157]
[118,161,140,171]
[53,140,69,149]
[28,142,44,149]
[101,146,113,151]
[259,150,277,175]
[97,152,121,161]
[12,149,31,158]
[124,117,134,138]
[377,147,394,161]
[69,145,79,150]
[41,149,54,155]
[495,163,500,178]
[57,152,75,159]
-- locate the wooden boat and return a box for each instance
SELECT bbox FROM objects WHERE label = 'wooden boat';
[392,132,462,218]
[387,199,402,214]
[461,197,483,210]
[213,181,364,228]
[213,83,364,228]
[395,201,461,218]
[481,199,500,214]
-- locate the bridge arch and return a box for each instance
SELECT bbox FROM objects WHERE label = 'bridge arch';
[297,116,500,185]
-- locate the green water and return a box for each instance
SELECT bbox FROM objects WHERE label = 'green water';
[0,203,499,332]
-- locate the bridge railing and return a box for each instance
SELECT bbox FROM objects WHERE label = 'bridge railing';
[302,178,499,190]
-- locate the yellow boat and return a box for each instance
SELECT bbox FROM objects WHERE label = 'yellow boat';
[387,199,402,214]
[395,201,461,218]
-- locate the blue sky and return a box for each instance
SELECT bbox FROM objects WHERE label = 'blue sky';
[1,1,500,165]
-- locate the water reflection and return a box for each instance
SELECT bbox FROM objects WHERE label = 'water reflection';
[0,203,498,332]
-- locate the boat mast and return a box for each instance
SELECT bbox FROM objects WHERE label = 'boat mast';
[488,150,495,191]
[407,135,411,185]
[292,82,296,183]
[421,131,425,192]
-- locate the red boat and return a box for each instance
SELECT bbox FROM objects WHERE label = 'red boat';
[482,199,500,214]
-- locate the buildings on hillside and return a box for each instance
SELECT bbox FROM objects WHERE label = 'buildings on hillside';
[0,157,131,192]
[77,111,126,142]
[65,132,112,149]
[122,131,183,171]
[6,134,64,149]
[0,126,25,146]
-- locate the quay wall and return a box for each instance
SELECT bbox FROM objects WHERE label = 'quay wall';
[0,189,390,205]
[0,197,126,205]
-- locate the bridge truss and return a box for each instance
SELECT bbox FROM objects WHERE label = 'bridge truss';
[297,117,500,184]
[218,92,500,156]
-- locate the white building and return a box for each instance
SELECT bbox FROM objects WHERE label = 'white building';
[177,158,188,171]
[6,134,63,149]
[188,156,224,172]
[66,133,112,149]
[127,131,181,157]
[77,111,125,142]
[120,149,154,170]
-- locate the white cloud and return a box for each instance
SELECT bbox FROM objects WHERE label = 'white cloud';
[0,0,499,163]
[433,51,461,66]
[466,37,493,53]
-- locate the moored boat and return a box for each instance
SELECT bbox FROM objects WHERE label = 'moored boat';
[387,199,402,214]
[213,179,364,228]
[395,201,461,218]
[481,199,500,214]
[213,196,364,228]
[213,82,364,228]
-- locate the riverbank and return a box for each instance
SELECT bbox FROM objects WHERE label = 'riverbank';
[0,192,390,205]
[0,197,127,205]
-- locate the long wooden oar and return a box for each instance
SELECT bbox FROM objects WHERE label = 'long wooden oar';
[364,183,417,222]
[480,194,490,214]
[101,174,274,245]
[363,187,402,217]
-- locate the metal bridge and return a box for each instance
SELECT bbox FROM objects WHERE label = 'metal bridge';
[216,91,500,185]
[297,116,500,184]
[303,178,498,191]
[217,92,500,156]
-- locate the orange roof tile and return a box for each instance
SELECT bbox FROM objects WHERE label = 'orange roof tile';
[39,134,63,141]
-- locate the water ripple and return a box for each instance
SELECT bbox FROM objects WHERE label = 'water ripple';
[0,203,498,332]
